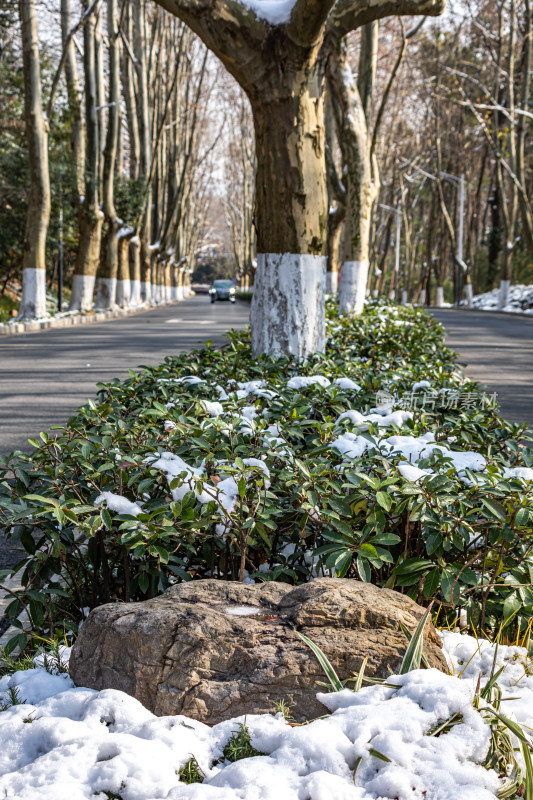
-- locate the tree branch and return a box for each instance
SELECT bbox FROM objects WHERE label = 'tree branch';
[286,0,337,46]
[327,0,442,40]
[152,0,266,86]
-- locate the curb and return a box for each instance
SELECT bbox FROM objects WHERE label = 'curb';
[0,295,193,338]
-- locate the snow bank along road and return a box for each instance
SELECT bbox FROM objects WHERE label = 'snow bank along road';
[430,308,533,428]
[0,296,249,457]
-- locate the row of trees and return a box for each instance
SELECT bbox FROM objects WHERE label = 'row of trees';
[5,0,221,319]
[222,0,533,315]
[3,0,532,355]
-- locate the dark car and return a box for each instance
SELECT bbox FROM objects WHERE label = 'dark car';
[209,279,236,303]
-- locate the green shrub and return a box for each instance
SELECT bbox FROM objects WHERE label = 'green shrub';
[0,301,531,651]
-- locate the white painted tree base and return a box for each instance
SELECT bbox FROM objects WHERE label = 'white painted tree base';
[17,268,47,320]
[94,278,117,310]
[419,289,426,306]
[435,286,444,307]
[338,260,369,316]
[401,290,408,305]
[498,279,510,310]
[177,285,184,301]
[465,283,473,308]
[326,271,338,294]
[251,253,326,358]
[141,282,152,304]
[130,280,142,307]
[116,280,131,308]
[69,274,96,312]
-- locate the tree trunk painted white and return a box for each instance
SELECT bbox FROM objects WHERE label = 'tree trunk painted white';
[338,260,369,316]
[435,286,444,307]
[465,283,473,308]
[70,274,96,312]
[19,268,47,320]
[419,289,426,306]
[94,277,117,310]
[326,271,338,294]
[129,237,142,306]
[401,289,408,305]
[251,253,326,358]
[130,280,142,306]
[17,0,51,321]
[498,279,510,310]
[116,279,131,307]
[141,281,152,304]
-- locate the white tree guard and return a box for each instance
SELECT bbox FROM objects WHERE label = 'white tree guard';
[465,283,473,308]
[498,279,510,310]
[435,286,444,307]
[18,268,47,320]
[251,253,326,358]
[326,271,338,294]
[418,289,426,306]
[130,280,142,307]
[70,274,96,312]
[116,279,131,308]
[94,278,117,310]
[141,281,152,305]
[338,260,369,316]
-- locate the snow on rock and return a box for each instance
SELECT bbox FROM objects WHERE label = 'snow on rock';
[0,640,514,800]
[95,491,143,517]
[287,375,331,390]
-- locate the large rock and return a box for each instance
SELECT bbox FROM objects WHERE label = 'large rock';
[69,578,447,724]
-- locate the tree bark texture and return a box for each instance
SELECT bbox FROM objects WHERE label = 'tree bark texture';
[17,0,51,320]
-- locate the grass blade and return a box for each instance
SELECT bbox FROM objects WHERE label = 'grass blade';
[296,631,344,692]
[399,602,433,674]
[354,656,368,693]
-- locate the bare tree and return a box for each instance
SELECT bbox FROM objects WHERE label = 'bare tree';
[17,0,51,320]
[153,0,444,357]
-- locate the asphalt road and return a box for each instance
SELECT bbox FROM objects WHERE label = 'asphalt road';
[430,308,533,428]
[0,295,250,456]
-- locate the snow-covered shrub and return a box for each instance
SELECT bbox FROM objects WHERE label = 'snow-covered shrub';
[0,302,532,652]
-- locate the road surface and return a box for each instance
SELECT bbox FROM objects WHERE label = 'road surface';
[430,308,533,428]
[0,296,250,456]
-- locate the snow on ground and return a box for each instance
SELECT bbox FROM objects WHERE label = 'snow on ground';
[0,633,531,799]
[467,284,533,314]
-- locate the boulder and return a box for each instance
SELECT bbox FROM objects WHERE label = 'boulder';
[69,578,447,724]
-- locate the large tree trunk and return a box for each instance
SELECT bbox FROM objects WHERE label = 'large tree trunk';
[330,36,378,316]
[95,0,121,311]
[60,0,85,202]
[17,0,51,320]
[70,0,103,311]
[250,62,328,358]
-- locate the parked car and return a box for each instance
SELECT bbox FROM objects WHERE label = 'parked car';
[209,280,236,303]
